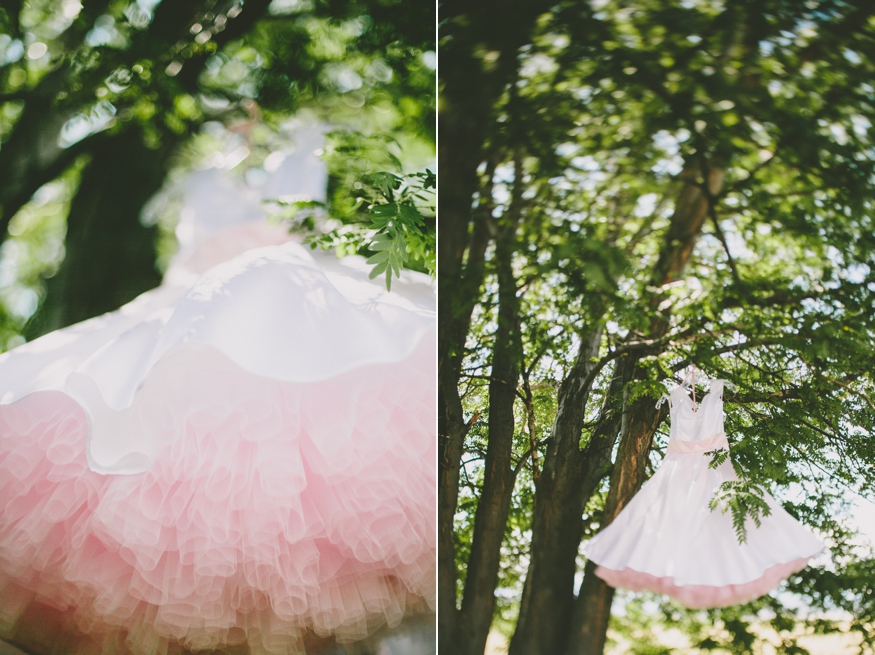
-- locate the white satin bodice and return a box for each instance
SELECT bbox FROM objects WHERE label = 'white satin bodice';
[668,379,725,444]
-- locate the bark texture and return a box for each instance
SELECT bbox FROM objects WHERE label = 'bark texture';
[455,156,524,655]
[437,175,492,648]
[567,398,669,655]
[508,325,605,655]
[437,1,550,646]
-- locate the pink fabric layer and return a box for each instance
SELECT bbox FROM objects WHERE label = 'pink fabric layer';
[0,335,434,655]
[666,431,728,454]
[595,557,811,608]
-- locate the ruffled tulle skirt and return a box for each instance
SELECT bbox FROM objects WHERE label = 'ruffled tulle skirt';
[584,443,823,609]
[0,239,436,654]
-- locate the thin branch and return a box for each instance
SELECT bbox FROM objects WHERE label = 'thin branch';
[625,194,672,253]
[0,90,28,104]
[734,350,792,387]
[459,458,480,496]
[738,405,856,497]
[708,206,741,283]
[668,337,783,371]
[720,287,823,309]
[512,448,532,476]
[823,376,875,412]
[757,188,819,200]
[721,150,778,197]
[574,325,706,396]
[521,366,541,481]
[459,372,521,396]
[466,411,483,431]
[791,352,875,413]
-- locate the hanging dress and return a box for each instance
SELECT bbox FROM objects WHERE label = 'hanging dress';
[0,159,435,654]
[584,379,823,608]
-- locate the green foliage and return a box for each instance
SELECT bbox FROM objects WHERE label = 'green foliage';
[452,0,875,650]
[627,379,672,405]
[363,170,435,286]
[285,168,435,289]
[706,447,731,470]
[707,477,773,545]
[0,157,84,349]
[706,446,775,544]
[0,0,435,339]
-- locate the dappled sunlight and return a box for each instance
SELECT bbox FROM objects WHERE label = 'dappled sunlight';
[442,0,875,652]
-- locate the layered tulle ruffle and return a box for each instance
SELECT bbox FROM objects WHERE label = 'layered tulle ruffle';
[595,557,811,608]
[0,332,435,653]
[0,238,436,653]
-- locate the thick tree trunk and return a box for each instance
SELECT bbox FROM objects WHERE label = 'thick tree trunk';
[455,153,524,655]
[513,174,728,653]
[509,348,633,655]
[437,175,492,647]
[25,130,175,336]
[0,66,85,232]
[508,325,605,655]
[570,561,614,655]
[437,1,546,641]
[0,0,270,239]
[0,0,115,231]
[566,393,669,655]
[436,17,500,646]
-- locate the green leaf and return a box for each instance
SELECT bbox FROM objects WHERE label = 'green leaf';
[368,261,388,279]
[371,203,400,218]
[366,172,402,197]
[366,251,391,265]
[398,202,425,225]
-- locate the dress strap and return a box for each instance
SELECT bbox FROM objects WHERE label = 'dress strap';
[710,379,724,399]
[657,384,685,409]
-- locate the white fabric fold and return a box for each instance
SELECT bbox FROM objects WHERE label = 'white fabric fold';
[0,239,435,475]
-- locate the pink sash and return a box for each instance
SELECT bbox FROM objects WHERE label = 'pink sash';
[666,432,728,454]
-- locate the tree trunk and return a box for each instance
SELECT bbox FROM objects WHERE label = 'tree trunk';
[569,560,614,655]
[436,15,499,644]
[511,161,731,651]
[564,159,725,655]
[437,170,492,647]
[0,0,115,232]
[437,2,543,641]
[508,324,605,655]
[509,346,636,655]
[0,0,270,239]
[25,130,174,336]
[455,152,524,655]
[0,65,85,233]
[566,392,669,655]
[437,2,564,646]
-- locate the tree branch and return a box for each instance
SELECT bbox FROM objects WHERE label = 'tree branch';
[708,206,740,283]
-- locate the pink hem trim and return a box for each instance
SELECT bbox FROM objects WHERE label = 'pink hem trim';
[667,432,728,454]
[594,557,811,608]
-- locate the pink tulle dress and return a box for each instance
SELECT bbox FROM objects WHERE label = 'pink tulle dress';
[0,164,435,654]
[584,379,823,608]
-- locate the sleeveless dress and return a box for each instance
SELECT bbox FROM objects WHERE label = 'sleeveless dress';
[0,163,435,654]
[584,379,823,608]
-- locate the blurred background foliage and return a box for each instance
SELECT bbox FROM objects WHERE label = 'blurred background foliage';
[0,0,435,350]
[439,1,875,654]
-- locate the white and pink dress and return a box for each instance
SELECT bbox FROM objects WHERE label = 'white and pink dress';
[0,161,435,654]
[585,379,823,608]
